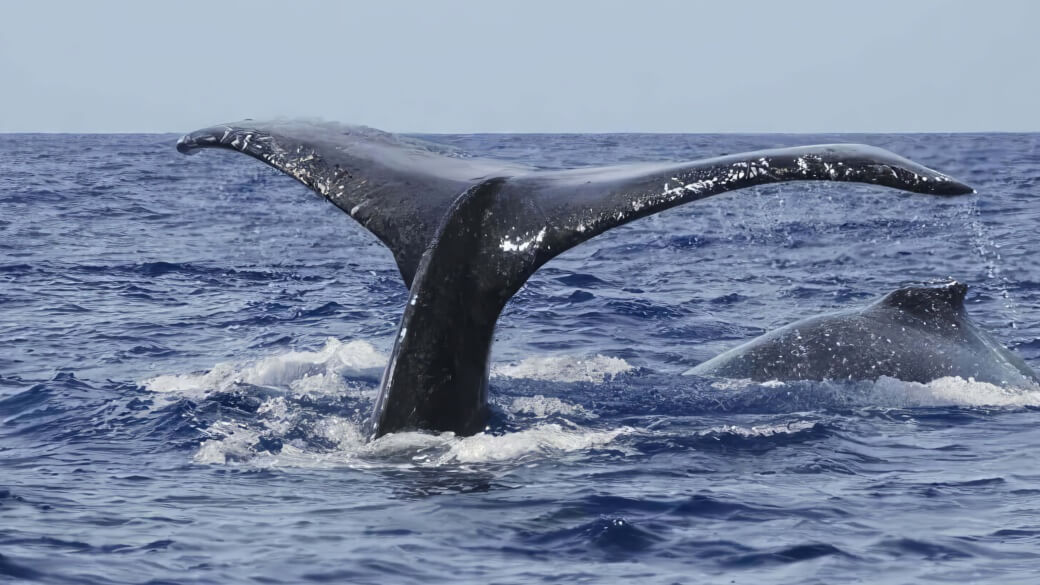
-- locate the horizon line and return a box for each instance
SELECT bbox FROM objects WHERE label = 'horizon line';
[1,129,1038,136]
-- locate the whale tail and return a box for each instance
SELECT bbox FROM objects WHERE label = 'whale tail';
[176,120,973,438]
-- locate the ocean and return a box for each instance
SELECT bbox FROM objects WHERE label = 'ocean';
[2,132,1039,584]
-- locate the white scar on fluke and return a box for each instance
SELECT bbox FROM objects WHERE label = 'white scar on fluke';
[500,227,547,252]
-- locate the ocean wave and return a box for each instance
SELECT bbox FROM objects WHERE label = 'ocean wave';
[193,411,631,469]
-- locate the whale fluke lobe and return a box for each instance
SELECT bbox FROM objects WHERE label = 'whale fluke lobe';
[176,120,975,438]
[177,121,532,286]
[688,282,1038,387]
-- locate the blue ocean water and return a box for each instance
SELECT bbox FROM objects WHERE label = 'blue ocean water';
[1,132,1039,584]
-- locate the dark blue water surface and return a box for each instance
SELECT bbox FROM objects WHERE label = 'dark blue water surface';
[2,132,1039,584]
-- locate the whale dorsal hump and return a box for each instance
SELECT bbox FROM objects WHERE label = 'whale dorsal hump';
[876,282,968,320]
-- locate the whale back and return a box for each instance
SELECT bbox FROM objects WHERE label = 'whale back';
[689,283,1039,387]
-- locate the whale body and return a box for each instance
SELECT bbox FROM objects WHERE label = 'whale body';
[175,121,973,438]
[687,282,1038,388]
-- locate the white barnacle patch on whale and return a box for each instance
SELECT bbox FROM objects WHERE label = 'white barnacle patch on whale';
[661,175,717,199]
[795,154,824,176]
[726,161,751,182]
[500,227,547,252]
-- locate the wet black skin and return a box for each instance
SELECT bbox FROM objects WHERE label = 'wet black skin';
[176,121,974,438]
[689,283,1038,387]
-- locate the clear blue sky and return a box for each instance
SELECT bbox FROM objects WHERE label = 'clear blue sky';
[1,0,1037,133]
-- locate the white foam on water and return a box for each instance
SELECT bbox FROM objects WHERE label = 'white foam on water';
[192,397,368,467]
[149,337,1040,470]
[142,338,386,400]
[708,375,1040,408]
[141,339,637,468]
[870,375,1040,408]
[144,362,241,400]
[145,339,632,404]
[439,424,629,464]
[492,354,634,383]
[193,412,631,469]
[194,420,262,464]
[185,373,1040,470]
[699,420,819,438]
[505,395,596,418]
[360,423,631,465]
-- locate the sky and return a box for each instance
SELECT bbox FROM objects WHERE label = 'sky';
[1,0,1037,133]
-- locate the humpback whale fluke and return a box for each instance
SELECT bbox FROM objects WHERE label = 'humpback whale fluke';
[176,120,974,438]
[688,282,1039,387]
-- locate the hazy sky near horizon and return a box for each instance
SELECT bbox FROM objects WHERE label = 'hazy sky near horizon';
[1,0,1037,133]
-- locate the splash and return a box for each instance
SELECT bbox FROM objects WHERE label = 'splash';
[709,375,1040,409]
[143,338,386,400]
[506,395,595,418]
[145,339,634,400]
[141,339,638,468]
[144,337,1040,472]
[492,354,634,383]
[441,424,628,464]
[193,410,629,469]
[870,375,1040,408]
